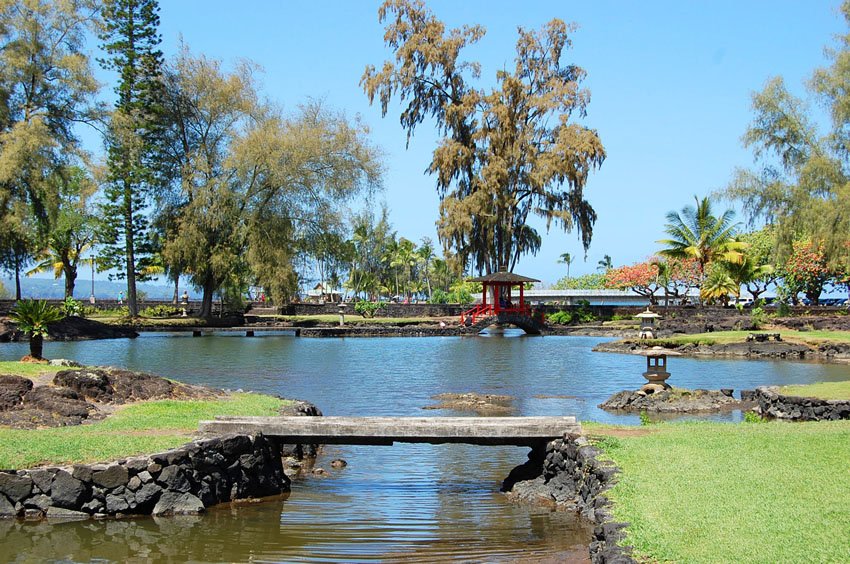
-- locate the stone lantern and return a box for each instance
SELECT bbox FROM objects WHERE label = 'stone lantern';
[338,302,348,327]
[634,346,682,390]
[634,308,661,339]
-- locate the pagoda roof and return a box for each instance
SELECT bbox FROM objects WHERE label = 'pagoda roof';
[468,271,540,284]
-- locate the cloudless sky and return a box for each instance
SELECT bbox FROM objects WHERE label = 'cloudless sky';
[95,0,846,287]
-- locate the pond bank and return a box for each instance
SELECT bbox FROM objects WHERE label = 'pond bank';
[593,338,850,362]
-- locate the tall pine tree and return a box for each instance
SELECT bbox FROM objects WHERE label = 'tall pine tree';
[98,0,164,316]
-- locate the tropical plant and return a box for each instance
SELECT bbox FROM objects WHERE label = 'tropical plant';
[9,300,65,360]
[781,240,833,304]
[558,253,573,278]
[658,196,746,280]
[605,260,662,301]
[597,255,613,272]
[61,297,85,318]
[354,300,385,318]
[553,272,606,290]
[700,267,739,305]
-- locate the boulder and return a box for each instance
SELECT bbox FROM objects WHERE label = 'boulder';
[0,473,32,504]
[50,470,86,509]
[152,491,204,516]
[0,375,33,410]
[92,465,129,489]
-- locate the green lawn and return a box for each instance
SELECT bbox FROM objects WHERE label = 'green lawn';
[256,314,448,325]
[588,421,850,563]
[0,393,286,469]
[0,361,62,378]
[779,380,850,400]
[645,329,850,347]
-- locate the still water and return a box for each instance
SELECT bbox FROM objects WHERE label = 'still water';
[0,333,847,562]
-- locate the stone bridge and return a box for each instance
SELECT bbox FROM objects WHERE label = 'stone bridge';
[199,416,581,446]
[468,312,545,335]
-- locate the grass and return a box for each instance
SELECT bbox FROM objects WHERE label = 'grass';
[256,314,447,325]
[0,361,62,378]
[779,380,850,400]
[0,393,287,469]
[642,329,850,347]
[588,420,850,563]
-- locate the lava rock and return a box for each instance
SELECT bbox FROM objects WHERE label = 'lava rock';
[152,491,204,516]
[0,473,32,504]
[50,470,86,509]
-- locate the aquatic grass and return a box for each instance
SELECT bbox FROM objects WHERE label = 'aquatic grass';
[778,380,850,400]
[593,420,850,563]
[0,393,287,469]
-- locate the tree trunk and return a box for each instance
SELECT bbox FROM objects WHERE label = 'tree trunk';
[30,334,43,360]
[199,278,215,318]
[63,263,76,298]
[172,273,179,305]
[124,181,138,317]
[14,255,22,300]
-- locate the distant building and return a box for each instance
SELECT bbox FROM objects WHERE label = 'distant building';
[305,283,342,303]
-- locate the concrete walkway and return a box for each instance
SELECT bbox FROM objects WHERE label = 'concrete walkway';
[199,416,581,446]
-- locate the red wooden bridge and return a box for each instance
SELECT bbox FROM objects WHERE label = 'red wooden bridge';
[460,271,545,334]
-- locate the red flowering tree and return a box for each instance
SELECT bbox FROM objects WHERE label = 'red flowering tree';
[782,240,832,304]
[656,257,702,305]
[605,260,661,302]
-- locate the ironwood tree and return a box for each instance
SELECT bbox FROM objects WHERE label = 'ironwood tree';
[726,1,850,271]
[98,0,165,316]
[0,0,99,298]
[362,0,605,275]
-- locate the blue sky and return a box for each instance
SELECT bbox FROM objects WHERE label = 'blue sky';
[100,1,845,287]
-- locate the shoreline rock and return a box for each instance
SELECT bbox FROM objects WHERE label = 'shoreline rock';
[593,339,849,362]
[599,388,748,413]
[502,436,635,563]
[423,392,516,415]
[0,367,220,429]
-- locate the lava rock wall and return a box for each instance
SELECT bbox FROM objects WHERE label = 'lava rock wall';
[0,434,288,520]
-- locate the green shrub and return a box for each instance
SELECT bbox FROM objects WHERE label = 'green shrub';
[574,299,597,323]
[743,411,766,424]
[547,310,573,324]
[354,300,385,318]
[750,306,769,329]
[777,301,791,317]
[429,289,449,304]
[140,304,181,318]
[61,297,85,317]
[639,411,652,426]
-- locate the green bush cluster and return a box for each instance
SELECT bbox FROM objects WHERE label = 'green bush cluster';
[750,306,769,329]
[61,297,85,317]
[354,300,385,318]
[140,304,181,318]
[549,300,597,325]
[548,310,573,324]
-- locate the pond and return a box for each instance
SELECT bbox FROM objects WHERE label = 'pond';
[0,333,846,562]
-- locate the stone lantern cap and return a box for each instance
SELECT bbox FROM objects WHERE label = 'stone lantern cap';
[632,346,682,357]
[633,308,661,319]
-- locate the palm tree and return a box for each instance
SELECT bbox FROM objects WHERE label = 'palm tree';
[557,252,573,278]
[597,255,613,272]
[658,196,746,280]
[417,237,435,299]
[700,269,739,306]
[9,300,65,360]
